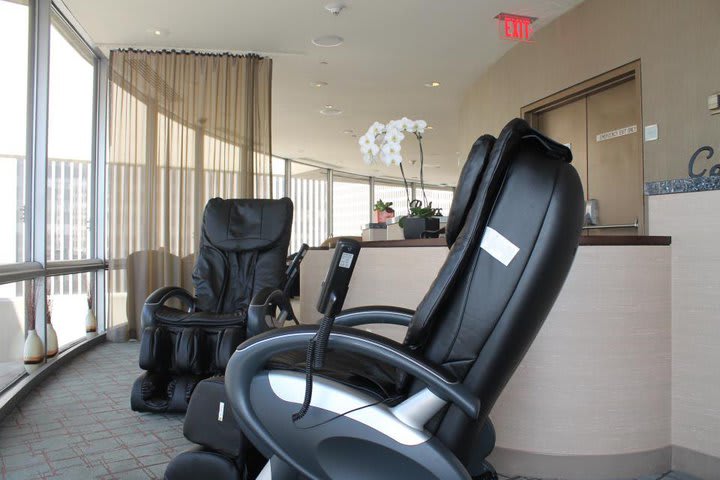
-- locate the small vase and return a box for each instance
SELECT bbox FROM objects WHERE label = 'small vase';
[46,321,58,358]
[86,309,97,336]
[23,329,44,373]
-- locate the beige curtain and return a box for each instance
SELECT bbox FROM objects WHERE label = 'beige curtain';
[106,50,272,340]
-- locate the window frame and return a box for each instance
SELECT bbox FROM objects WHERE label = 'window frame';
[0,0,108,392]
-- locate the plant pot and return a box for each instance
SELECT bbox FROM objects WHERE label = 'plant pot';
[86,309,97,336]
[374,210,395,223]
[46,322,58,358]
[23,329,44,373]
[402,216,440,239]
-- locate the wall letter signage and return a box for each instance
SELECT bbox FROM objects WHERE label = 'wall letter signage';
[688,146,720,178]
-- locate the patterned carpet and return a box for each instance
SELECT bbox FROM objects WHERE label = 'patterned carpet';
[0,342,191,479]
[0,341,705,480]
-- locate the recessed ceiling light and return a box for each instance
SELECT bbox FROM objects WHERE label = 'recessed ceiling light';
[311,81,328,87]
[147,28,168,36]
[426,126,433,130]
[320,61,329,65]
[343,129,353,134]
[312,35,344,47]
[320,107,342,116]
[424,81,441,88]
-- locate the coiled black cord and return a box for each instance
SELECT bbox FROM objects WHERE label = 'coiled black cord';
[292,313,334,422]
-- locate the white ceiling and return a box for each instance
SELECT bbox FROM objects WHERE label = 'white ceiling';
[61,0,583,185]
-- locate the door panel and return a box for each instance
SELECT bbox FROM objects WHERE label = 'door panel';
[537,98,588,200]
[586,79,643,235]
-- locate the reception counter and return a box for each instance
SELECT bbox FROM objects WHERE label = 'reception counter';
[298,236,673,479]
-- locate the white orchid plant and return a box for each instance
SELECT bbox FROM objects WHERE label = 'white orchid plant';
[358,117,431,212]
[358,117,427,166]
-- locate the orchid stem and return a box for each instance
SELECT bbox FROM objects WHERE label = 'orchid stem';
[398,162,411,213]
[417,134,427,206]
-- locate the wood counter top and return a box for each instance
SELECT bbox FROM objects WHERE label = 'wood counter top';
[312,235,671,249]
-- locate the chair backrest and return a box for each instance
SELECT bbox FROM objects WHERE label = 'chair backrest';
[404,119,584,463]
[192,197,293,314]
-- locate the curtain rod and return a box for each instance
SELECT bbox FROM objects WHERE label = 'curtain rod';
[112,48,268,60]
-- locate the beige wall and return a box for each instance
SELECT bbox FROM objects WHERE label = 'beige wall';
[300,245,672,463]
[459,0,720,182]
[649,190,720,461]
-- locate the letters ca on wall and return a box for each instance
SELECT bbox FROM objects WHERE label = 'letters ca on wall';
[688,145,720,178]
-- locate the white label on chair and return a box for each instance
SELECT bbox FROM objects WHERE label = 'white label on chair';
[480,227,519,266]
[339,252,354,268]
[218,402,225,422]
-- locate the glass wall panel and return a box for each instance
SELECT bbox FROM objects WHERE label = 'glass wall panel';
[254,156,286,199]
[0,0,29,265]
[420,187,454,216]
[47,15,95,261]
[48,272,93,349]
[332,174,369,237]
[0,281,25,392]
[290,162,327,252]
[374,180,410,217]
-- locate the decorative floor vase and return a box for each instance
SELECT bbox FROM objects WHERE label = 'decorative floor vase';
[46,322,58,358]
[23,329,44,373]
[86,309,97,336]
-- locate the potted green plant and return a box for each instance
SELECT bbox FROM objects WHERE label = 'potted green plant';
[399,200,444,239]
[373,199,395,223]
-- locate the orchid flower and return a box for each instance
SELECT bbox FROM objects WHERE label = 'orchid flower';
[413,119,427,135]
[384,128,405,144]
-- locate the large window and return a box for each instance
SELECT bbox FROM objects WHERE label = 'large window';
[48,272,93,348]
[290,162,328,252]
[332,173,370,237]
[0,281,26,390]
[374,180,410,217]
[255,156,287,199]
[0,0,30,391]
[421,187,454,216]
[0,0,29,266]
[47,14,95,261]
[0,2,104,393]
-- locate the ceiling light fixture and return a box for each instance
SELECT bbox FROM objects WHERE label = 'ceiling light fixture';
[343,129,353,134]
[147,28,168,36]
[311,81,328,87]
[424,81,441,88]
[320,106,342,116]
[426,126,433,130]
[312,35,344,47]
[324,2,346,16]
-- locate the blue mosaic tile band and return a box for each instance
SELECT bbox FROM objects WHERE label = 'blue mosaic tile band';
[644,176,720,195]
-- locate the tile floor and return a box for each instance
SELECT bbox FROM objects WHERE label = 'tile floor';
[0,342,191,479]
[0,341,706,479]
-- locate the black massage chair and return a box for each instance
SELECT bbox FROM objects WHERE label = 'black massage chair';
[131,197,307,414]
[163,118,585,479]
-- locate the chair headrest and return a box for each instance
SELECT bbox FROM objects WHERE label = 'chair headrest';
[445,135,495,247]
[405,118,574,349]
[201,197,293,252]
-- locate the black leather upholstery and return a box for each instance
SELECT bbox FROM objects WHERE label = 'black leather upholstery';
[164,446,244,480]
[131,198,293,414]
[444,134,495,247]
[168,118,584,478]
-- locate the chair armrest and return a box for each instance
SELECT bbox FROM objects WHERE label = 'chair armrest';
[227,325,480,420]
[142,286,196,328]
[247,287,297,337]
[334,306,414,327]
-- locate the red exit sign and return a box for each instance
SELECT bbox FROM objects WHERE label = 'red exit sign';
[496,13,537,43]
